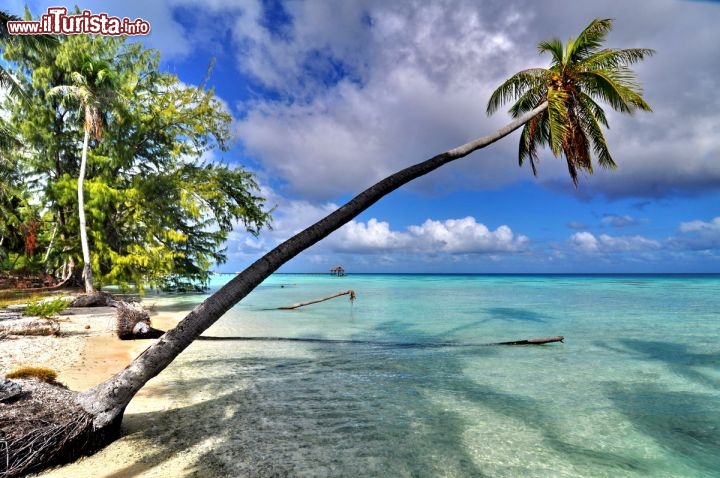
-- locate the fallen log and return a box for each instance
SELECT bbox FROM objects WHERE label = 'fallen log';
[0,310,23,322]
[492,335,564,346]
[277,290,357,310]
[69,291,118,308]
[0,317,60,337]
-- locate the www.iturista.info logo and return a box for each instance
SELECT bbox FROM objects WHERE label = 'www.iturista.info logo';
[6,7,151,36]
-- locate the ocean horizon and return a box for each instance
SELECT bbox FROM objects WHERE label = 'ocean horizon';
[140,273,720,477]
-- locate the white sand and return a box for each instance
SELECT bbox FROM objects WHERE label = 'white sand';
[2,306,228,477]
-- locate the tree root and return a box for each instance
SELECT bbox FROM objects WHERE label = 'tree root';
[0,379,121,478]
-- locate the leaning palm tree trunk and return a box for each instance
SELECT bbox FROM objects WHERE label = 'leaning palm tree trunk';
[75,102,548,427]
[78,129,94,294]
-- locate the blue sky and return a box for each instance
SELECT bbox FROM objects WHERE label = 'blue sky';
[9,0,720,273]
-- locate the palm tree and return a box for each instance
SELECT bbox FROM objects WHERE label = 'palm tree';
[48,58,117,293]
[487,18,653,184]
[5,18,654,476]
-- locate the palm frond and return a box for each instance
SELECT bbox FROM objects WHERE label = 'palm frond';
[581,70,652,113]
[538,38,565,66]
[582,48,656,71]
[577,95,615,169]
[509,88,546,117]
[576,92,609,128]
[487,17,652,186]
[0,67,25,97]
[546,88,569,157]
[486,68,548,115]
[569,18,613,62]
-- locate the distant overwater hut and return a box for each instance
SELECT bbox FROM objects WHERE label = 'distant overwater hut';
[330,266,346,276]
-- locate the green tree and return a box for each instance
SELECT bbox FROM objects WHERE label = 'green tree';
[3,31,270,289]
[1,9,57,261]
[486,18,653,184]
[47,57,117,293]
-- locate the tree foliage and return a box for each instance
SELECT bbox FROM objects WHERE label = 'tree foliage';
[487,18,654,184]
[1,25,270,288]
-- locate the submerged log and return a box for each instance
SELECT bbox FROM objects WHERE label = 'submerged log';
[493,335,564,346]
[278,289,357,310]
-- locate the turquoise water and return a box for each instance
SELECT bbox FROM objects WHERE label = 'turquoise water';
[143,274,720,477]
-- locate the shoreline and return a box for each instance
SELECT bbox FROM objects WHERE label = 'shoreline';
[1,304,217,477]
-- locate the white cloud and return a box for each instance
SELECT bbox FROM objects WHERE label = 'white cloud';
[570,232,600,253]
[229,0,720,201]
[317,216,529,255]
[233,0,534,200]
[570,232,660,254]
[601,214,638,228]
[673,216,720,253]
[407,217,528,254]
[227,186,529,260]
[680,217,720,234]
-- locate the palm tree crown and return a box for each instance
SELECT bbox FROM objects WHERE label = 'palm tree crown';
[487,18,654,185]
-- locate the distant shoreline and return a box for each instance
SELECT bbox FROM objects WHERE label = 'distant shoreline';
[211,271,720,277]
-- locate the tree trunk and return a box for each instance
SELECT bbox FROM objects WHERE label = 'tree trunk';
[277,290,356,310]
[76,103,548,429]
[78,129,94,294]
[0,317,60,337]
[42,223,58,266]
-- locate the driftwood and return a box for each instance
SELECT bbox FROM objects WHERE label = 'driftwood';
[0,317,60,337]
[69,291,117,308]
[493,336,564,346]
[0,310,23,321]
[278,290,357,310]
[0,379,23,403]
[114,301,164,340]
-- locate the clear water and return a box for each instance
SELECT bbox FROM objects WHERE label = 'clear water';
[141,274,720,477]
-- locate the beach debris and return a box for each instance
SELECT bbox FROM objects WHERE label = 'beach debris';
[114,301,164,340]
[0,310,23,322]
[0,379,23,403]
[277,289,357,310]
[0,317,60,336]
[69,291,117,308]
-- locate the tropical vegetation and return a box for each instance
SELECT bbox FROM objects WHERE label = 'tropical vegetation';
[0,12,270,291]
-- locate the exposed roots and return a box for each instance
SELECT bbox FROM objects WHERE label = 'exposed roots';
[0,379,119,478]
[115,301,164,340]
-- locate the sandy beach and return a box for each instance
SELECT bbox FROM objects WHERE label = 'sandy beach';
[1,304,223,477]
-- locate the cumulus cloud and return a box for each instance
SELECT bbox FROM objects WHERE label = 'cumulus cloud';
[233,0,536,200]
[226,187,529,260]
[330,216,529,254]
[19,0,716,201]
[230,0,720,201]
[570,232,661,254]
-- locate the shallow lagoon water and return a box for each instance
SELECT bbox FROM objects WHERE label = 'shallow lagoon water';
[142,274,720,477]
